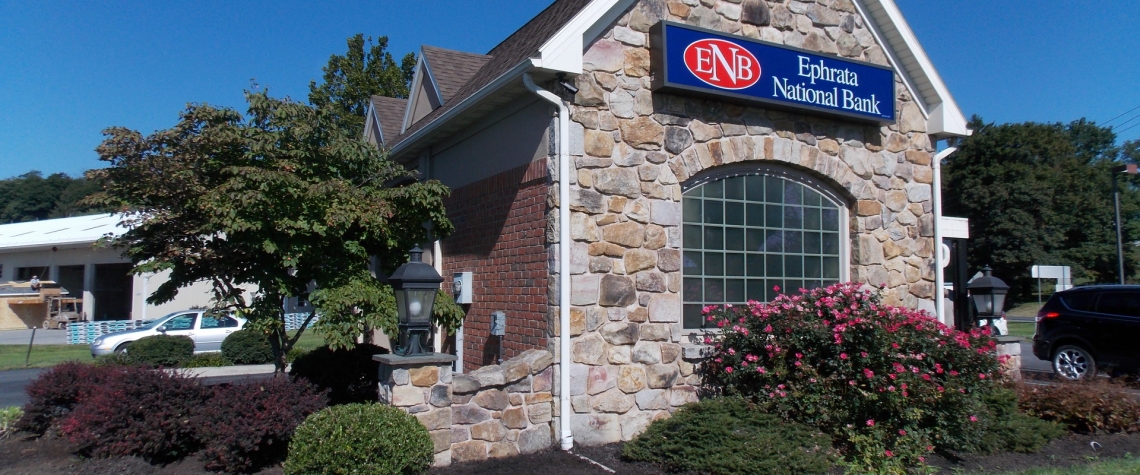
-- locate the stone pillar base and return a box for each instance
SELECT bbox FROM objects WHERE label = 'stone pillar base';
[994,336,1022,380]
[375,353,458,467]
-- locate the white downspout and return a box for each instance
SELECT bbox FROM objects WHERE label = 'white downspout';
[932,147,957,325]
[522,72,573,451]
[432,240,444,353]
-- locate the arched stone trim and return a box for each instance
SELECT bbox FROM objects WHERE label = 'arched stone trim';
[667,135,879,205]
[680,161,855,209]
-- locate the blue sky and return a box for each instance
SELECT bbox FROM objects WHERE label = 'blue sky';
[1,1,1138,179]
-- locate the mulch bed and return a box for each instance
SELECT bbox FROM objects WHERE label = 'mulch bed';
[3,431,1139,475]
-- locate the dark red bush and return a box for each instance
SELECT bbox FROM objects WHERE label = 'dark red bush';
[1017,378,1140,434]
[58,366,207,463]
[17,362,120,435]
[195,377,327,473]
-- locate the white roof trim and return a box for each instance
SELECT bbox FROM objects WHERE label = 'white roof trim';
[400,54,445,134]
[534,0,636,74]
[363,101,382,144]
[854,0,969,137]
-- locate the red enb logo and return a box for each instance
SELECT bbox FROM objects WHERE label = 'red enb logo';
[683,39,760,90]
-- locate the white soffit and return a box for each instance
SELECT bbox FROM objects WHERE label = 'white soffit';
[855,0,969,137]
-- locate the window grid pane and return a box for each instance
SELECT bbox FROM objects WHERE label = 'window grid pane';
[682,172,843,329]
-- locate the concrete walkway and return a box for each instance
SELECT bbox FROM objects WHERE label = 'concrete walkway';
[0,328,68,346]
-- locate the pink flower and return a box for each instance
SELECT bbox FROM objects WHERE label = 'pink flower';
[969,415,977,422]
[899,429,906,435]
[867,419,875,426]
[840,353,848,360]
[728,348,736,355]
[884,450,893,457]
[757,367,767,374]
[979,373,986,379]
[725,367,733,373]
[795,352,803,359]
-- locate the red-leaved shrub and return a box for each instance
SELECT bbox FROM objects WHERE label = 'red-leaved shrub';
[702,282,1001,474]
[58,366,206,463]
[195,377,327,473]
[1017,378,1140,434]
[17,362,120,435]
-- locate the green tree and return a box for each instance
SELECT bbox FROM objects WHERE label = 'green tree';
[943,116,1140,302]
[308,34,416,136]
[0,171,106,223]
[87,91,453,372]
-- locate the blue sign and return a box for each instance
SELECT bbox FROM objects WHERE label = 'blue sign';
[650,22,895,123]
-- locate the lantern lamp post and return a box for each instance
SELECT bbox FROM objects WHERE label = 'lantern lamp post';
[387,246,443,356]
[967,265,1009,332]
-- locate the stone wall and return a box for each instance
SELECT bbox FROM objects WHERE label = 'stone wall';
[560,0,938,443]
[378,349,556,467]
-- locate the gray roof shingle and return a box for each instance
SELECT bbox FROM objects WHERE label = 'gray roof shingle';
[390,0,594,151]
[370,96,408,145]
[421,46,491,104]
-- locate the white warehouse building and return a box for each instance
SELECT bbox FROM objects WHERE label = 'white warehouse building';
[0,214,215,330]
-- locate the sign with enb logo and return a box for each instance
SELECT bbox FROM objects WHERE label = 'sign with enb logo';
[650,21,895,123]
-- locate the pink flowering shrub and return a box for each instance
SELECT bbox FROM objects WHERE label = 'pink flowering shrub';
[701,282,1000,473]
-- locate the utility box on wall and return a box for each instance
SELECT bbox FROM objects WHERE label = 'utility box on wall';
[453,272,473,304]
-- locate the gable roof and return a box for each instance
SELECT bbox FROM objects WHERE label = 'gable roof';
[388,0,595,155]
[855,0,969,137]
[368,96,408,146]
[0,213,123,252]
[420,46,491,104]
[387,0,968,158]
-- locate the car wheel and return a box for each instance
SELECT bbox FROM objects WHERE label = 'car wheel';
[114,342,131,354]
[1053,344,1096,380]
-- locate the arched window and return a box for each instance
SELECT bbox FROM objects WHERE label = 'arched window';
[682,164,849,329]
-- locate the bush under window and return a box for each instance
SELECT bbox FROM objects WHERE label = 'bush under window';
[701,282,1001,473]
[623,397,835,475]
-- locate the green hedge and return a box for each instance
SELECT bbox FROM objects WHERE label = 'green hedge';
[284,403,432,475]
[128,335,194,367]
[623,397,835,475]
[221,329,274,365]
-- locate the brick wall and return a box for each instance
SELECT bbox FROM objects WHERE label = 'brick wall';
[442,160,550,371]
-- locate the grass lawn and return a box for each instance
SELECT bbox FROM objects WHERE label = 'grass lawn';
[290,329,326,353]
[0,343,89,371]
[1007,301,1045,318]
[1006,321,1036,340]
[0,329,327,371]
[1000,456,1140,474]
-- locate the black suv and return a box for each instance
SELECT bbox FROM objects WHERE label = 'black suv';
[1033,285,1140,380]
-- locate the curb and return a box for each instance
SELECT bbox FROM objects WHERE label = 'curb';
[180,364,289,378]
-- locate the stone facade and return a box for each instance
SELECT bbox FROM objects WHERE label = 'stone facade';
[378,350,556,467]
[559,0,938,443]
